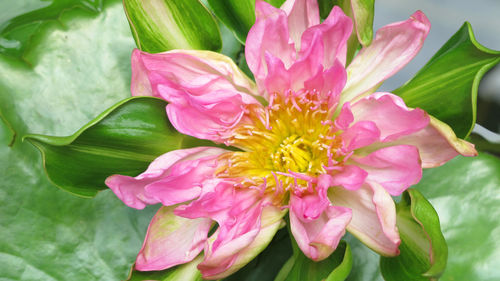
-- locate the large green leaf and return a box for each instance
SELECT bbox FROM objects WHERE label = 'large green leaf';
[0,127,158,280]
[380,189,447,281]
[123,0,221,53]
[0,0,135,141]
[414,153,500,281]
[25,97,215,198]
[345,154,500,281]
[0,0,105,59]
[394,22,500,138]
[0,1,157,280]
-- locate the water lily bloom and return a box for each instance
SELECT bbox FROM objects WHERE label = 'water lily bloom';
[106,0,477,279]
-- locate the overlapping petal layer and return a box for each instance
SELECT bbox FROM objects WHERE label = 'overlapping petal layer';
[107,0,477,278]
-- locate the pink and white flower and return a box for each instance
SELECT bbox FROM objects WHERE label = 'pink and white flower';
[107,0,477,279]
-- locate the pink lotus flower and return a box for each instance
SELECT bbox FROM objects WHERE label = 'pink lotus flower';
[107,0,477,279]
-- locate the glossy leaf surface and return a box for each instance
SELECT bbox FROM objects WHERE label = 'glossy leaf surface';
[0,1,156,279]
[124,0,222,52]
[380,189,447,281]
[25,97,214,198]
[345,153,500,281]
[394,22,500,138]
[1,1,500,280]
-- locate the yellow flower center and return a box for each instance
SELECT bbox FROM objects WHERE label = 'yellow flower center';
[271,135,313,173]
[217,90,344,203]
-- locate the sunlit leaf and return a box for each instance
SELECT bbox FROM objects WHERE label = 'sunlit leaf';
[25,97,215,198]
[123,0,221,52]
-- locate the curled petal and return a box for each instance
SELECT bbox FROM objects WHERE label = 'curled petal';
[246,1,295,95]
[200,205,285,280]
[351,92,429,142]
[290,193,352,261]
[304,60,347,101]
[331,165,368,191]
[166,90,255,141]
[329,182,400,256]
[174,179,235,222]
[351,145,422,196]
[298,6,352,67]
[393,115,477,168]
[131,49,260,141]
[188,185,285,279]
[264,52,291,95]
[287,36,324,91]
[135,206,212,271]
[341,121,381,151]
[341,11,430,104]
[145,152,224,206]
[334,102,354,130]
[105,147,226,209]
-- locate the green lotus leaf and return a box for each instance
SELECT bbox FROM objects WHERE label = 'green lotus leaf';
[25,96,216,198]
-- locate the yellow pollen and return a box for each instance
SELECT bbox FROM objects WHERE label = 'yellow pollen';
[216,91,343,203]
[272,135,312,173]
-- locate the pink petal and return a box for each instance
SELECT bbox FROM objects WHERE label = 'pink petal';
[174,179,235,222]
[200,205,285,279]
[105,147,226,209]
[392,115,477,168]
[281,0,320,47]
[287,6,351,91]
[287,37,324,92]
[321,60,348,98]
[135,206,212,271]
[183,184,283,279]
[341,11,430,104]
[329,182,400,256]
[341,120,381,151]
[131,49,154,97]
[264,52,291,95]
[145,153,223,206]
[334,102,354,130]
[131,49,260,142]
[351,92,429,142]
[165,90,253,141]
[304,60,347,99]
[298,6,352,67]
[331,165,368,191]
[351,145,422,196]
[246,1,295,95]
[290,193,352,261]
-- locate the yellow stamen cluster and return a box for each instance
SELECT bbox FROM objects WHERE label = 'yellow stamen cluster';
[216,90,342,203]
